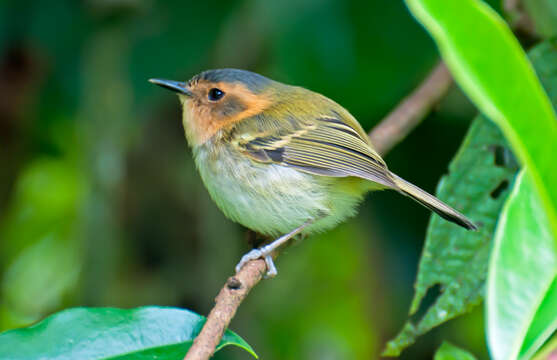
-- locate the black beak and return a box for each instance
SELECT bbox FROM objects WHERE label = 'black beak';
[149,78,193,97]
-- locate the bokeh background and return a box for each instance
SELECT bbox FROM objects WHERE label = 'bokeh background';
[0,0,506,358]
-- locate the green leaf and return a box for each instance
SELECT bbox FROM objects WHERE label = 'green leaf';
[383,116,518,356]
[385,38,557,356]
[487,171,557,360]
[488,40,557,360]
[393,0,557,355]
[405,0,557,242]
[434,342,477,360]
[520,278,557,359]
[0,306,257,360]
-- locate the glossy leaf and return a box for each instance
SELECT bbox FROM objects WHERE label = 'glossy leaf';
[386,37,557,356]
[434,342,477,360]
[383,116,518,356]
[520,279,557,359]
[516,40,557,360]
[487,171,557,360]
[405,0,557,241]
[397,1,557,356]
[0,306,257,360]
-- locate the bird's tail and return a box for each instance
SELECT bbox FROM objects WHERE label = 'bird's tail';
[391,173,477,231]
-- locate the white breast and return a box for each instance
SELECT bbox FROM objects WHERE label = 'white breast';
[193,142,331,236]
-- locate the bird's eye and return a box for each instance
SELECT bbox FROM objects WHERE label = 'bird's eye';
[208,88,225,101]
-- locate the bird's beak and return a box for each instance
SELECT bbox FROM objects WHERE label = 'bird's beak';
[149,78,193,97]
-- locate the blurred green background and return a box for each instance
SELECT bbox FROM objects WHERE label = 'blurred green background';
[0,0,507,358]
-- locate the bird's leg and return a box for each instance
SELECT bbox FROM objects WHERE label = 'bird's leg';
[235,219,314,278]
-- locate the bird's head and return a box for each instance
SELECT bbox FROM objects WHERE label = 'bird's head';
[150,69,278,146]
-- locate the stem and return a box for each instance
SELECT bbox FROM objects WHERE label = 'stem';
[369,62,452,155]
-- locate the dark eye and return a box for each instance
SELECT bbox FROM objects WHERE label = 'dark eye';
[208,88,225,101]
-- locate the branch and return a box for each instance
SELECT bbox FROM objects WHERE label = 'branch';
[185,259,266,359]
[184,61,453,360]
[369,62,453,155]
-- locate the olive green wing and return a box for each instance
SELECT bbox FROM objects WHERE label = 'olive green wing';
[231,114,396,188]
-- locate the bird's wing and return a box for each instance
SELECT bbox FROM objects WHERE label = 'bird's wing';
[230,113,396,188]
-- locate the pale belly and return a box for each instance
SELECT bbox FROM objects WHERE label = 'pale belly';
[193,143,366,237]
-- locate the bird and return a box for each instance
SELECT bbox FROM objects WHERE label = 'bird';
[149,69,476,277]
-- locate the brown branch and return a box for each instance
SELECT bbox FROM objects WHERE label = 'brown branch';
[185,259,267,359]
[369,62,453,156]
[183,61,453,360]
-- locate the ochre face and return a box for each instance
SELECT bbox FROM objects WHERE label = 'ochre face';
[180,80,272,146]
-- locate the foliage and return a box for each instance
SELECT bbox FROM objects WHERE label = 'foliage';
[405,0,557,240]
[0,306,256,359]
[487,40,557,360]
[487,171,557,359]
[383,115,518,355]
[1,0,557,359]
[397,0,557,358]
[386,35,557,356]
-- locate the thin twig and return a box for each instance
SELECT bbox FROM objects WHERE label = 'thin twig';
[183,61,453,360]
[185,259,266,359]
[369,62,452,156]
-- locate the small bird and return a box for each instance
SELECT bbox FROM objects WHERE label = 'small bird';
[150,69,476,277]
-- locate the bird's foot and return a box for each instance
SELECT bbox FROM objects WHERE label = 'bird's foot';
[234,219,316,278]
[235,247,277,278]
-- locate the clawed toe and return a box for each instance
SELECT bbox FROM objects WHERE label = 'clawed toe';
[234,220,315,278]
[263,255,277,278]
[235,248,277,278]
[235,248,263,273]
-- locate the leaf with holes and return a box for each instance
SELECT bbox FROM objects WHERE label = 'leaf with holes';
[384,37,557,356]
[0,306,257,359]
[383,116,518,356]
